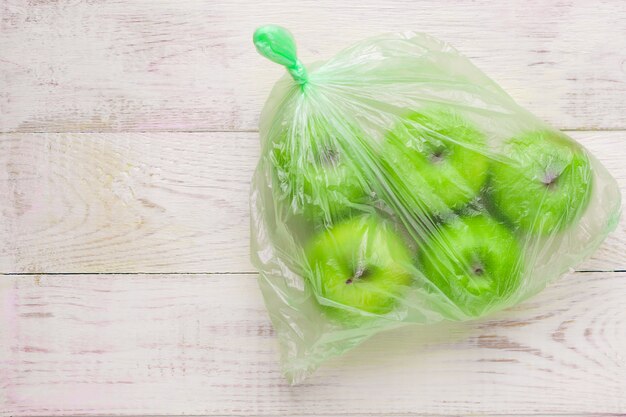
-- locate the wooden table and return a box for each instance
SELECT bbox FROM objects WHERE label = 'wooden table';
[1,1,625,416]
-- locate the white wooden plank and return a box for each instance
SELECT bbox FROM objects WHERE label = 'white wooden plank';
[0,132,257,273]
[0,131,624,273]
[1,0,625,132]
[1,271,625,416]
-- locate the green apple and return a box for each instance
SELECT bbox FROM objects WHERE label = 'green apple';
[383,108,489,216]
[269,123,368,224]
[489,130,592,235]
[305,215,413,324]
[418,215,522,317]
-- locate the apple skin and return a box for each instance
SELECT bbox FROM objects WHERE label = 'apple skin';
[269,125,368,225]
[418,215,522,317]
[305,215,413,324]
[489,130,593,235]
[383,108,489,216]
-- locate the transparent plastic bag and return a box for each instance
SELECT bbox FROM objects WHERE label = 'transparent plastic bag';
[250,25,621,383]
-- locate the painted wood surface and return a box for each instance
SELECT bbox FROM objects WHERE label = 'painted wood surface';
[0,132,257,273]
[1,0,626,133]
[1,271,625,416]
[2,0,626,416]
[0,131,624,274]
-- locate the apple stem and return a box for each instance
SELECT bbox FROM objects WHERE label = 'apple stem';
[253,25,309,86]
[542,171,559,188]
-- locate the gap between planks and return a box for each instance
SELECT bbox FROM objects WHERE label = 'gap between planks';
[2,270,626,276]
[19,413,626,417]
[1,128,626,135]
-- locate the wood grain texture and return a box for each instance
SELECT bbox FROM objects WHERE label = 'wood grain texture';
[0,132,257,273]
[2,1,626,416]
[0,130,623,274]
[1,0,626,133]
[1,271,625,416]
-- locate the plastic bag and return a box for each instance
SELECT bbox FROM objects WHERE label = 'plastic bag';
[250,25,621,383]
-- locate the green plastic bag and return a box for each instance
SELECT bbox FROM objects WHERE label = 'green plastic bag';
[250,25,621,383]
